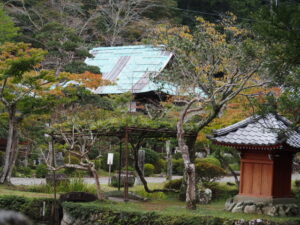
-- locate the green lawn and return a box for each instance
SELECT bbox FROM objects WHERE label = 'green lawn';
[0,185,53,198]
[1,183,300,223]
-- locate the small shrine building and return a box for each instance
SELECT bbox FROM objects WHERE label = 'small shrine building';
[209,114,300,216]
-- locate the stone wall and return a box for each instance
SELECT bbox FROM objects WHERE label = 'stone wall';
[225,198,299,217]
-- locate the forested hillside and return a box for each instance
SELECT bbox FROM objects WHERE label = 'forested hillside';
[1,0,300,216]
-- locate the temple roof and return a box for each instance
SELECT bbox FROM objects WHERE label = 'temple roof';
[85,45,175,94]
[208,114,300,149]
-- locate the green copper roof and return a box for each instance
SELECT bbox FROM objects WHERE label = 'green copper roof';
[85,45,175,94]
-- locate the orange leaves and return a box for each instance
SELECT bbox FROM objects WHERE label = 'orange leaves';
[68,71,110,89]
[0,42,46,63]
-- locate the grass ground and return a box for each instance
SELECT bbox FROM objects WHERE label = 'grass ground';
[1,183,300,223]
[0,185,53,198]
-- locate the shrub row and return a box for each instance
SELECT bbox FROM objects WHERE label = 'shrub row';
[62,201,300,225]
[0,195,59,223]
[63,201,234,225]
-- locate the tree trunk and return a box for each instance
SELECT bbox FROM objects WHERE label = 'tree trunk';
[90,167,103,200]
[177,120,197,210]
[227,164,240,188]
[133,148,178,193]
[7,129,19,181]
[0,106,17,184]
[186,162,196,209]
[166,140,172,181]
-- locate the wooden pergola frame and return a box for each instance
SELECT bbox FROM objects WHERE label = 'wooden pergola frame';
[53,125,197,201]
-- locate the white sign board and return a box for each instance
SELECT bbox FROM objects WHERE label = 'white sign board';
[107,153,114,165]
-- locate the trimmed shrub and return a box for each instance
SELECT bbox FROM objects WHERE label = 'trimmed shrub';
[164,178,183,190]
[211,183,238,200]
[144,163,155,176]
[62,201,299,225]
[17,166,32,177]
[195,162,226,188]
[172,158,184,175]
[35,164,48,178]
[143,148,160,165]
[134,189,167,200]
[195,156,221,167]
[155,159,166,174]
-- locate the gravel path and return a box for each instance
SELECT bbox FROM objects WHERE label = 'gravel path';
[10,176,183,186]
[10,173,300,186]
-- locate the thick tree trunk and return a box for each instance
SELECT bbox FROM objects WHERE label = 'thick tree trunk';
[7,129,19,181]
[186,162,196,209]
[0,107,17,184]
[177,120,197,210]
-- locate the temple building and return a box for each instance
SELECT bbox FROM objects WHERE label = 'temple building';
[85,45,174,112]
[209,113,300,216]
[85,45,204,112]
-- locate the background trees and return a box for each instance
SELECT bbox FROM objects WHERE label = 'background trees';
[252,1,300,125]
[0,4,18,44]
[149,16,266,209]
[0,42,60,183]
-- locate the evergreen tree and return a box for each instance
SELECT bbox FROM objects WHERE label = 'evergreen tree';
[0,4,18,44]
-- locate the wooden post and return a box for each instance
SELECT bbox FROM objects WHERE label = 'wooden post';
[51,135,58,225]
[124,126,129,202]
[118,140,122,191]
[166,140,172,181]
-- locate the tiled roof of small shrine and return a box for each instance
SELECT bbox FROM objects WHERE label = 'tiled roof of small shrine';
[209,114,300,149]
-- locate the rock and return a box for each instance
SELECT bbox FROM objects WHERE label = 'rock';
[285,204,299,216]
[255,203,265,214]
[243,201,254,206]
[244,205,257,214]
[225,198,236,211]
[111,172,135,188]
[232,202,245,213]
[61,209,74,225]
[199,188,212,204]
[60,192,97,202]
[249,219,264,225]
[234,219,246,225]
[278,205,286,217]
[263,205,278,217]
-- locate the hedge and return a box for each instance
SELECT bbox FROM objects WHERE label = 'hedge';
[2,196,300,225]
[0,195,60,223]
[62,201,233,225]
[62,201,300,225]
